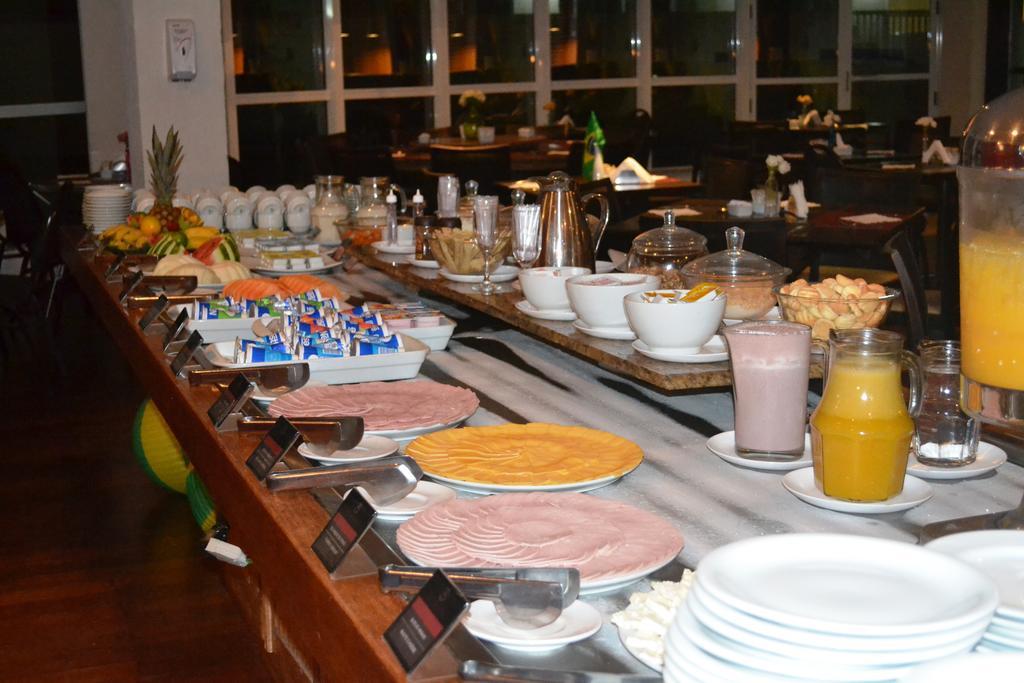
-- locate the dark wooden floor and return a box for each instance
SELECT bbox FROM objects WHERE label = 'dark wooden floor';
[0,292,272,682]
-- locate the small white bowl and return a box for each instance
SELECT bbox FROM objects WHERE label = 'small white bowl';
[624,289,726,352]
[519,266,591,311]
[566,272,660,328]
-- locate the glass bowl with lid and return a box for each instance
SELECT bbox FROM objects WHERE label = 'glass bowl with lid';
[625,211,709,289]
[681,226,791,320]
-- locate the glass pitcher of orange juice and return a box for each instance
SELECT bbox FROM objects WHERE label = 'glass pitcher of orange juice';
[810,329,922,502]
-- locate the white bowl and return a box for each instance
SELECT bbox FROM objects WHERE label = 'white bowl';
[624,289,726,352]
[519,266,591,311]
[566,273,660,328]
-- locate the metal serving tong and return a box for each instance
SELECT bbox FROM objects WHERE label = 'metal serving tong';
[459,661,660,683]
[380,565,580,629]
[132,274,200,295]
[237,415,365,456]
[127,290,213,309]
[189,364,311,397]
[262,455,421,504]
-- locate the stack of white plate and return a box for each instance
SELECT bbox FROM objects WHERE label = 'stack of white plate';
[83,186,132,232]
[926,530,1024,654]
[663,534,999,683]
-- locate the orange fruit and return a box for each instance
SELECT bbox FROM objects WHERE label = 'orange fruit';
[139,215,162,237]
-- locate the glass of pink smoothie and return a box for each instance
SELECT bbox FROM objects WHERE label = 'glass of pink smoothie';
[723,320,810,457]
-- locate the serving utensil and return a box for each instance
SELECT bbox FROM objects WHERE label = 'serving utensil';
[237,415,364,454]
[188,364,311,397]
[135,274,199,294]
[264,454,421,504]
[459,661,659,683]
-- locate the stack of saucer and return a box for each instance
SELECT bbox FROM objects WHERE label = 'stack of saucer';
[83,186,131,232]
[663,534,998,683]
[926,530,1024,654]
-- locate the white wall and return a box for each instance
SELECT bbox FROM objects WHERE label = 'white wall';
[936,0,989,134]
[79,0,229,192]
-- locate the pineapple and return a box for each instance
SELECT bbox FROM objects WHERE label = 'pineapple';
[147,126,184,231]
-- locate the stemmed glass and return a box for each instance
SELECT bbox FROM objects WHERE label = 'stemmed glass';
[511,204,541,269]
[473,195,501,295]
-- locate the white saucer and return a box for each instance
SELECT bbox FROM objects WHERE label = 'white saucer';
[723,307,782,326]
[404,254,439,269]
[249,379,326,406]
[373,240,415,255]
[572,319,635,340]
[926,530,1024,620]
[907,442,1008,480]
[707,431,812,471]
[595,260,614,274]
[782,467,933,514]
[462,599,603,651]
[440,265,520,283]
[632,336,728,363]
[297,435,400,463]
[365,480,456,520]
[515,299,576,321]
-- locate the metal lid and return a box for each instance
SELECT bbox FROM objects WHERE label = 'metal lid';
[533,171,575,190]
[681,226,790,282]
[962,88,1024,169]
[629,211,707,257]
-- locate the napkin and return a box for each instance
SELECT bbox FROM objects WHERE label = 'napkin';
[802,109,822,128]
[788,181,809,219]
[509,179,540,192]
[609,157,666,185]
[833,132,853,157]
[841,213,901,224]
[922,139,954,165]
[823,110,841,127]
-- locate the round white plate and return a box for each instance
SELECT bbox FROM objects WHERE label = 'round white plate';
[297,435,399,463]
[404,255,440,269]
[927,531,1024,620]
[463,599,602,651]
[572,319,635,341]
[423,462,637,496]
[373,240,415,255]
[631,336,728,363]
[985,624,1024,648]
[366,415,471,441]
[908,441,1008,480]
[439,265,520,283]
[782,467,932,514]
[514,299,576,321]
[706,431,812,472]
[244,254,341,275]
[695,533,998,637]
[595,260,614,274]
[903,652,1024,683]
[366,480,456,520]
[723,307,782,326]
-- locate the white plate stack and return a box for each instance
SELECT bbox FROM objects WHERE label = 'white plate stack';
[83,186,132,232]
[926,530,1024,654]
[662,534,999,683]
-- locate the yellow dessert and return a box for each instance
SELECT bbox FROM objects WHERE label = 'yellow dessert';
[406,423,644,487]
[810,357,914,502]
[960,231,1024,391]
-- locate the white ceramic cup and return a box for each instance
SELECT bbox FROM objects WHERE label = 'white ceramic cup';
[478,126,496,144]
[624,289,726,351]
[519,266,591,310]
[566,272,660,328]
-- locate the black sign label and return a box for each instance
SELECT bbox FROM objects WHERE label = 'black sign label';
[246,416,301,481]
[138,294,169,331]
[163,308,189,349]
[384,571,468,673]
[312,489,376,574]
[170,330,203,377]
[118,270,146,305]
[206,374,254,428]
[104,253,126,278]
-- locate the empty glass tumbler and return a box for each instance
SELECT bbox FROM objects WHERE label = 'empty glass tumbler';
[914,340,980,467]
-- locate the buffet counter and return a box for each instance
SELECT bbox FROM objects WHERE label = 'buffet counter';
[62,236,1024,682]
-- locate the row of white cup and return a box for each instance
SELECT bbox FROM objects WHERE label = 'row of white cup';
[131,184,316,231]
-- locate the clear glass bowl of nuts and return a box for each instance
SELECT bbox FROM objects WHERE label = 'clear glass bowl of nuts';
[774,275,899,340]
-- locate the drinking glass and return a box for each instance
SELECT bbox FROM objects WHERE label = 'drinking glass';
[437,175,460,218]
[914,340,980,467]
[511,204,541,269]
[750,188,767,216]
[473,195,501,295]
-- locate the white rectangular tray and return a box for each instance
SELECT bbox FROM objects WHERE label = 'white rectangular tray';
[204,333,429,385]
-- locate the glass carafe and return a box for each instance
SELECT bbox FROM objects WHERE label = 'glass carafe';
[959,87,1024,429]
[310,175,346,244]
[355,177,406,226]
[810,329,921,502]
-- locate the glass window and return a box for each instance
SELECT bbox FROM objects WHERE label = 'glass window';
[237,102,327,187]
[552,88,637,127]
[0,115,88,182]
[345,98,433,145]
[757,0,838,78]
[342,0,432,88]
[449,0,535,84]
[851,79,929,126]
[0,0,83,106]
[652,0,736,77]
[450,92,536,128]
[550,0,637,80]
[852,0,930,75]
[232,0,325,93]
[756,83,838,121]
[652,85,735,166]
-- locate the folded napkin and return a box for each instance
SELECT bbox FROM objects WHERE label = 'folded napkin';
[833,132,853,157]
[788,181,810,219]
[608,157,667,185]
[648,206,701,218]
[823,110,841,127]
[922,139,955,165]
[802,109,823,128]
[509,179,540,192]
[881,163,916,171]
[841,213,901,224]
[556,114,576,128]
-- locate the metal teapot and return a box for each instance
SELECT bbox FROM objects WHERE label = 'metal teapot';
[533,171,610,270]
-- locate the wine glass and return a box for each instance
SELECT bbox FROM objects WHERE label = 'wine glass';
[473,195,501,295]
[511,204,541,269]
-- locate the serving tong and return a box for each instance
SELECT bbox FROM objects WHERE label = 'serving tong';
[188,363,311,398]
[381,565,580,629]
[459,661,659,683]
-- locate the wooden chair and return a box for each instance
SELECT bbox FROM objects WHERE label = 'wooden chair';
[893,116,952,154]
[0,158,47,275]
[886,229,944,349]
[814,167,921,211]
[429,144,512,196]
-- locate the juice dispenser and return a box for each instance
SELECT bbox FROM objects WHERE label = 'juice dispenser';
[959,88,1024,428]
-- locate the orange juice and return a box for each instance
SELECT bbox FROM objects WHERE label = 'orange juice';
[960,231,1024,391]
[810,357,914,501]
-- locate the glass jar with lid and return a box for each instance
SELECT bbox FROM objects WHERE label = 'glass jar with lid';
[681,226,791,320]
[310,175,346,244]
[625,211,708,289]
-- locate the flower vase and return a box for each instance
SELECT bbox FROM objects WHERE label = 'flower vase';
[764,170,781,217]
[461,109,482,142]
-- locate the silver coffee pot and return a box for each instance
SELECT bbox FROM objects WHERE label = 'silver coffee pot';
[533,171,609,271]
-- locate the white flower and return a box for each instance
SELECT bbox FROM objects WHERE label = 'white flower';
[459,90,486,107]
[766,155,791,175]
[916,116,937,128]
